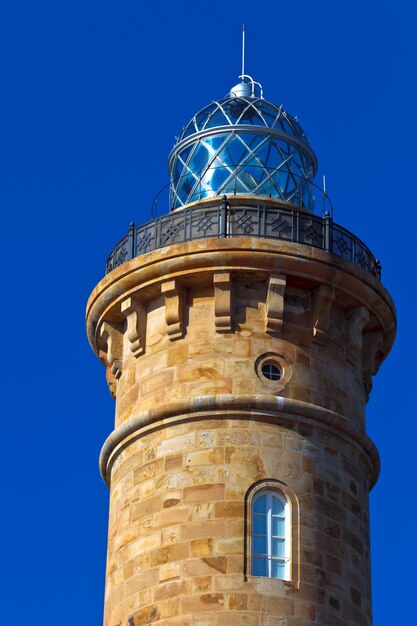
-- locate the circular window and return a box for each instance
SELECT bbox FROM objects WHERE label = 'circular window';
[255,352,292,388]
[261,362,282,381]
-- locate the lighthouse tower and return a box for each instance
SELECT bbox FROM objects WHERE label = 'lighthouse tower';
[86,75,396,626]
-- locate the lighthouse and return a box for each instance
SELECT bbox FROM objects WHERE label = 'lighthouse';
[86,73,396,625]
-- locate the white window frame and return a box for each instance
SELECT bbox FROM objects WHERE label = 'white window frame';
[251,489,290,580]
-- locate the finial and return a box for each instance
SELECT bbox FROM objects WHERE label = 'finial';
[242,24,246,78]
[229,25,264,99]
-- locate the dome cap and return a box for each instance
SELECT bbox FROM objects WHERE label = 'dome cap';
[168,80,318,211]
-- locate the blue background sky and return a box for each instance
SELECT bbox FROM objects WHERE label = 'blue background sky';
[1,1,415,623]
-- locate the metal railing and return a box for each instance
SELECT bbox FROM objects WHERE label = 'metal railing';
[105,200,381,280]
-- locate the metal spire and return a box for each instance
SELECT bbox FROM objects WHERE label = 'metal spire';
[242,24,246,78]
[229,25,264,98]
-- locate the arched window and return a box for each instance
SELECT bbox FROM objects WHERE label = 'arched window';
[251,490,290,580]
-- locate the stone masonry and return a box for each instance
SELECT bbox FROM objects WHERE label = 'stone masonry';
[86,224,395,626]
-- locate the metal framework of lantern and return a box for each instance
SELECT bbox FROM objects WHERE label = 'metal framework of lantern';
[168,79,318,211]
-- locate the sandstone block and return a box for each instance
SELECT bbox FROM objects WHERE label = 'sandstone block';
[181,519,227,542]
[184,447,224,466]
[183,483,225,504]
[153,506,191,528]
[153,580,189,601]
[181,593,225,613]
[191,538,213,557]
[213,537,243,555]
[159,561,180,582]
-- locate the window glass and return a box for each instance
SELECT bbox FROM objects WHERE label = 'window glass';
[272,538,286,557]
[251,490,289,580]
[252,557,267,576]
[253,535,267,554]
[272,497,285,515]
[253,514,267,534]
[253,494,267,513]
[272,517,285,535]
[272,560,286,578]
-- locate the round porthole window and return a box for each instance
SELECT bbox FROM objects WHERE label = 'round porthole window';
[261,362,282,381]
[255,352,291,388]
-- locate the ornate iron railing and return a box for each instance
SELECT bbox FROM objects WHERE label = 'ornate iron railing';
[105,200,381,280]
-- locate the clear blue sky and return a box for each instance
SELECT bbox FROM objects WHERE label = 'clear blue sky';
[1,1,415,624]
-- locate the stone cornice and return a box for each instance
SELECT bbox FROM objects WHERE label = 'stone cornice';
[99,394,380,490]
[86,238,396,361]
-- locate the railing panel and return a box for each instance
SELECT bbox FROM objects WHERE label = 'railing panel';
[229,207,262,237]
[105,234,131,274]
[158,211,187,248]
[332,223,353,261]
[190,206,221,240]
[105,202,381,281]
[135,222,157,256]
[264,206,294,242]
[298,213,325,250]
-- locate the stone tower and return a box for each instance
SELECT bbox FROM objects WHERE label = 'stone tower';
[86,76,396,626]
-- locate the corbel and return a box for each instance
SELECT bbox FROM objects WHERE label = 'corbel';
[362,331,384,400]
[213,271,232,332]
[161,279,185,341]
[346,306,369,365]
[98,349,117,399]
[311,285,335,345]
[265,273,286,334]
[99,322,123,379]
[121,296,146,357]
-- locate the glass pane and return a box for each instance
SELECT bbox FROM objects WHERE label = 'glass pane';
[221,176,240,195]
[181,121,197,139]
[177,145,193,168]
[188,143,210,173]
[272,559,286,579]
[195,103,216,130]
[253,535,267,554]
[253,514,267,534]
[204,108,230,129]
[264,142,283,169]
[272,496,285,515]
[272,538,286,557]
[172,160,184,184]
[240,103,263,124]
[272,516,285,536]
[203,135,228,153]
[224,99,249,123]
[253,494,266,513]
[244,133,265,151]
[222,136,248,165]
[262,363,281,380]
[252,557,267,576]
[258,102,279,127]
[177,174,195,203]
